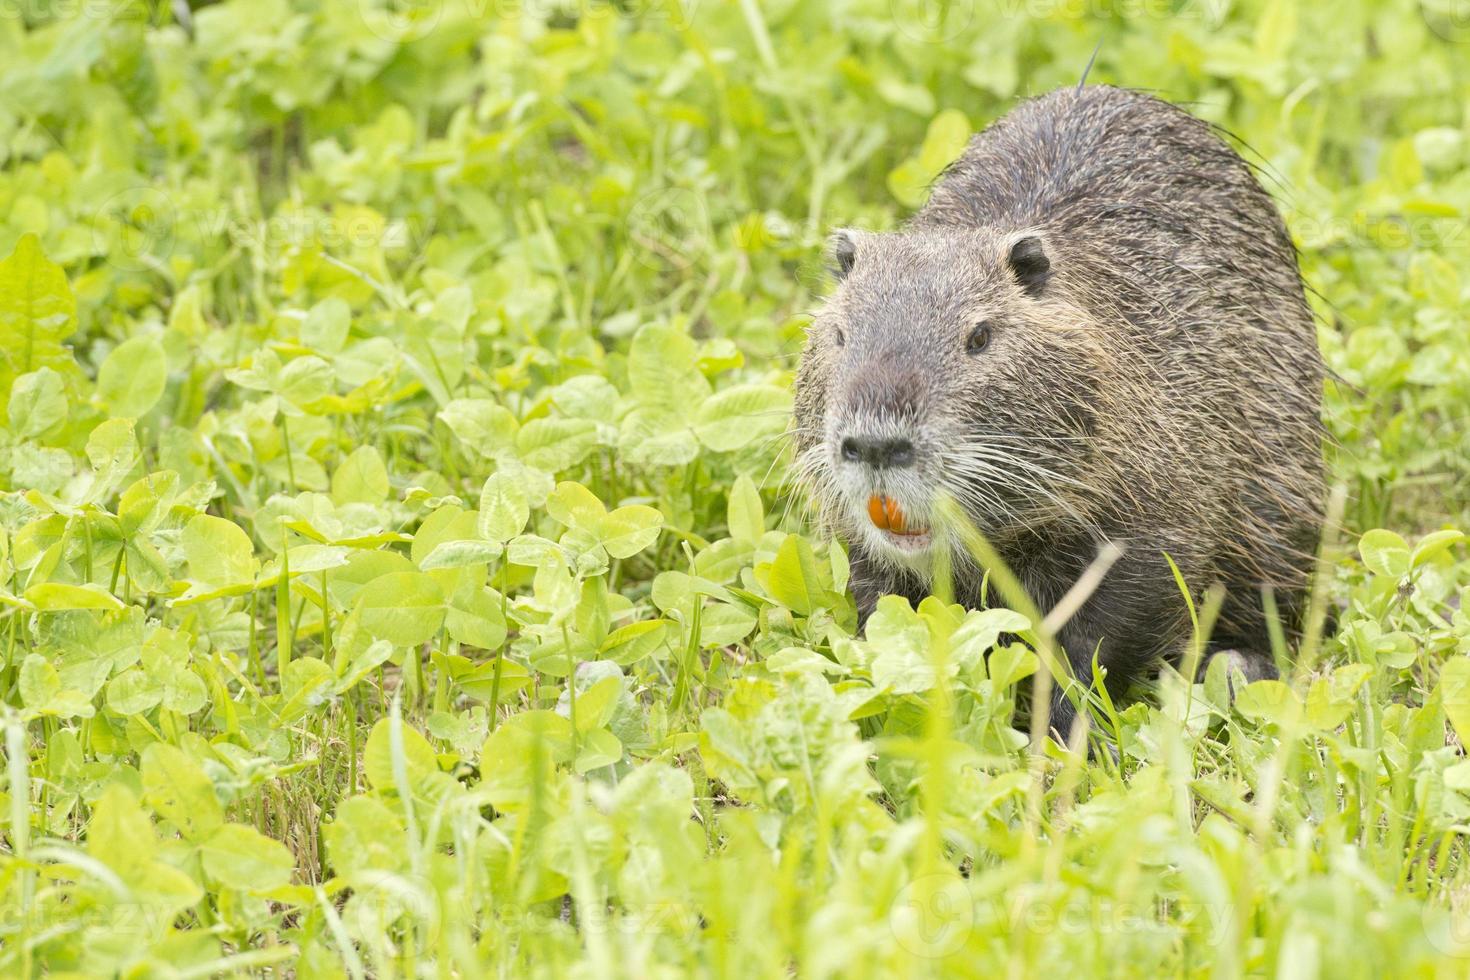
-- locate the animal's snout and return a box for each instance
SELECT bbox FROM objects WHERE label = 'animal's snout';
[840,435,916,469]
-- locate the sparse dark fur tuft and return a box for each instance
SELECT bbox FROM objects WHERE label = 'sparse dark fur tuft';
[793,85,1325,738]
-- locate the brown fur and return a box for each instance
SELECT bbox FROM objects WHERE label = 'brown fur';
[793,85,1325,736]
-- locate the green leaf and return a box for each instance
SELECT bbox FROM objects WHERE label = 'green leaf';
[516,417,598,472]
[875,73,935,116]
[279,543,351,575]
[433,284,474,334]
[764,534,826,616]
[19,653,60,710]
[628,323,711,413]
[1233,680,1303,728]
[331,445,390,504]
[571,674,623,733]
[618,407,700,467]
[1303,664,1373,731]
[695,537,753,583]
[419,539,504,570]
[1359,528,1411,579]
[574,728,623,773]
[440,398,519,459]
[887,109,971,207]
[867,597,933,695]
[478,471,530,542]
[1412,529,1465,568]
[363,717,440,792]
[546,480,607,531]
[445,584,507,649]
[119,470,179,535]
[506,533,560,568]
[600,619,671,666]
[200,823,295,891]
[24,582,125,611]
[83,418,140,503]
[987,645,1038,689]
[479,710,573,808]
[141,742,224,841]
[161,667,208,715]
[411,504,478,562]
[728,473,764,545]
[601,504,664,559]
[767,646,843,676]
[1441,657,1470,747]
[324,795,408,876]
[276,355,334,407]
[692,384,792,452]
[182,514,260,592]
[106,667,164,715]
[88,783,158,871]
[951,607,1031,670]
[402,317,463,406]
[8,367,67,437]
[356,571,446,647]
[98,335,168,419]
[301,297,351,352]
[0,233,77,397]
[551,374,620,419]
[576,575,609,643]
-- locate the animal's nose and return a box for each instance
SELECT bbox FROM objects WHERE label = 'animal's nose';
[840,435,916,469]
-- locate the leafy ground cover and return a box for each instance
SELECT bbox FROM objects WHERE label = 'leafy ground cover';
[2,0,1470,976]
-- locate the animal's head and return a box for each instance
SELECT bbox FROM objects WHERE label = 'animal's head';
[792,226,1106,572]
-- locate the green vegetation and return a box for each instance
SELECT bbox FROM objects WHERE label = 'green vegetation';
[2,0,1470,975]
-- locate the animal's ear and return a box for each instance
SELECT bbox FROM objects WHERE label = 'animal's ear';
[827,229,859,281]
[1007,235,1051,297]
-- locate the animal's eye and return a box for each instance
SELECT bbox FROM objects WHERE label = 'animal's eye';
[966,321,993,355]
[834,327,846,347]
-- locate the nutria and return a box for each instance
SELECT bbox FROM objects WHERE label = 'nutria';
[792,84,1325,739]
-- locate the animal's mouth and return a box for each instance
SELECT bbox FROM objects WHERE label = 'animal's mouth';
[867,494,932,550]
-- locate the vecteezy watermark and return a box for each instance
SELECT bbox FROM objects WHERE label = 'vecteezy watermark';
[1422,0,1470,43]
[0,896,179,941]
[1422,887,1470,958]
[1006,894,1236,945]
[887,0,979,45]
[627,185,711,272]
[1289,212,1470,253]
[888,875,1240,960]
[625,187,796,273]
[90,188,433,273]
[93,187,177,275]
[888,0,1230,45]
[356,0,444,43]
[491,0,701,26]
[341,870,444,956]
[354,0,702,44]
[0,0,148,23]
[889,873,975,958]
[569,900,701,936]
[490,898,701,939]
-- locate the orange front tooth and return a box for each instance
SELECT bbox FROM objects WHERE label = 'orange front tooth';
[886,497,905,533]
[868,495,889,529]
